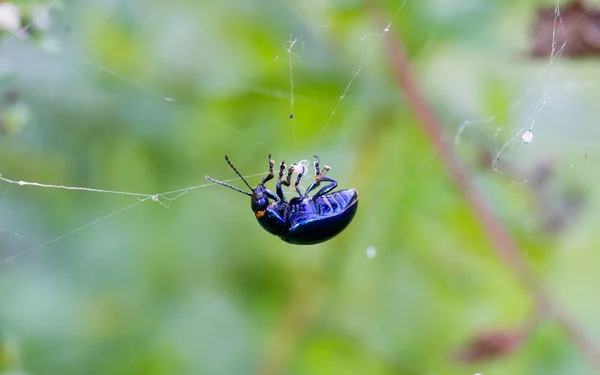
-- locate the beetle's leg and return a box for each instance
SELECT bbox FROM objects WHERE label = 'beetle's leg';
[262,154,275,185]
[312,176,337,198]
[314,155,321,177]
[275,160,287,202]
[291,165,305,197]
[311,156,336,198]
[280,163,295,187]
[264,188,279,202]
[305,155,332,198]
[313,155,331,180]
[304,181,319,198]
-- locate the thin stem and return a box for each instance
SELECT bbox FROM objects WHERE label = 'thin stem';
[378,10,600,372]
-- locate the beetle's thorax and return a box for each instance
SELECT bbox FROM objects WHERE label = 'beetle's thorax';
[251,184,270,216]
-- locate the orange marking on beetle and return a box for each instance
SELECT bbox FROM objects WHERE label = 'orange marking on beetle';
[256,210,265,218]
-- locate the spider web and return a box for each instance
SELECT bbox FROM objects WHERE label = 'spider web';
[449,0,594,179]
[0,0,589,265]
[1,0,598,373]
[452,0,566,172]
[0,0,409,267]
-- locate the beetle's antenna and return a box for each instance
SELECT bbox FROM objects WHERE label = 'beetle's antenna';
[205,175,252,196]
[224,155,255,192]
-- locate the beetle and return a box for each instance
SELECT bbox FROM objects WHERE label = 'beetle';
[205,154,358,245]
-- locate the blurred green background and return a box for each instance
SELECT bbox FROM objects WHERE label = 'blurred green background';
[1,0,600,374]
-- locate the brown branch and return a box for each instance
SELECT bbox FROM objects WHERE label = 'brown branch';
[379,13,600,371]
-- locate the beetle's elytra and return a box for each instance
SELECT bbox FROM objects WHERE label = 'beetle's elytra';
[206,154,358,245]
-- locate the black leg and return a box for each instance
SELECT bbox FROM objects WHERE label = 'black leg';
[314,155,321,176]
[291,165,305,197]
[276,161,306,199]
[280,163,295,187]
[305,155,321,197]
[276,160,287,202]
[312,176,337,198]
[305,155,336,198]
[262,154,275,185]
[264,188,279,202]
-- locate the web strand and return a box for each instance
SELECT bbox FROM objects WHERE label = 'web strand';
[83,59,281,154]
[0,198,150,265]
[0,173,150,198]
[313,1,407,146]
[0,173,264,265]
[285,37,298,152]
[491,0,566,171]
[451,0,567,172]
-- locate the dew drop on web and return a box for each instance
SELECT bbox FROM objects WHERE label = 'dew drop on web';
[366,246,376,259]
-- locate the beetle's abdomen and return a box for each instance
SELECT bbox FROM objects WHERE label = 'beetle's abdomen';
[316,190,357,214]
[282,188,358,245]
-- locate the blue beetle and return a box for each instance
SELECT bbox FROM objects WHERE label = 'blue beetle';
[205,154,358,245]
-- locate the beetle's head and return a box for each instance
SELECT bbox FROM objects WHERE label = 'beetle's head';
[251,184,269,214]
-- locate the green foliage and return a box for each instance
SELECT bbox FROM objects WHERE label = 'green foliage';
[1,0,599,374]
